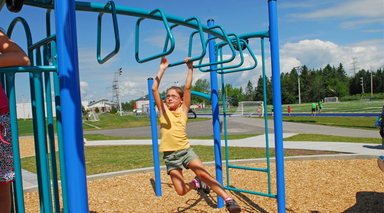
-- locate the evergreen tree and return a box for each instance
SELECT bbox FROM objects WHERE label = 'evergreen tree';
[245,80,254,100]
[254,75,264,102]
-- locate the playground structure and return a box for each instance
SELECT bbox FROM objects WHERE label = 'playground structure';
[0,0,285,212]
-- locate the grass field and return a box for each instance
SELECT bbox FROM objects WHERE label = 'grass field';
[195,100,384,115]
[19,103,383,176]
[279,100,383,114]
[280,116,378,130]
[16,113,211,136]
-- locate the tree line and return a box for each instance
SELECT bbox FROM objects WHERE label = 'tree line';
[118,63,383,110]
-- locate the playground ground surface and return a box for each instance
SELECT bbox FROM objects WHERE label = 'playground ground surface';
[18,113,384,212]
[22,158,383,212]
[18,136,384,212]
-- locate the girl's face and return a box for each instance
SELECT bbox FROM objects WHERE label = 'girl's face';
[166,89,182,109]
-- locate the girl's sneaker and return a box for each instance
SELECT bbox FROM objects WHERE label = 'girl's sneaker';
[193,176,210,194]
[225,198,241,213]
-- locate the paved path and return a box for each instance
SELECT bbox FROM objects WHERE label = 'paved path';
[83,116,381,138]
[23,117,383,192]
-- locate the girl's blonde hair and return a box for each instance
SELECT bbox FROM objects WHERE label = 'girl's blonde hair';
[167,86,183,98]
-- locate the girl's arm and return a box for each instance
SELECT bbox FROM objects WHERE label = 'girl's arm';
[152,57,168,117]
[0,30,30,67]
[181,57,193,115]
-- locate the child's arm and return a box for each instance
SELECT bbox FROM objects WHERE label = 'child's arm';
[181,57,193,115]
[152,57,168,117]
[0,30,30,67]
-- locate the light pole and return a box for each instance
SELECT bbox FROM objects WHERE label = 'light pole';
[118,68,122,116]
[360,77,364,94]
[371,66,374,98]
[294,66,302,104]
[22,95,25,121]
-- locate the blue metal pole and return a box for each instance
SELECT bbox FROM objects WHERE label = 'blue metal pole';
[261,38,272,195]
[6,73,25,213]
[207,19,224,209]
[268,0,286,212]
[55,0,89,212]
[34,47,53,213]
[52,40,69,213]
[147,78,162,196]
[43,44,60,213]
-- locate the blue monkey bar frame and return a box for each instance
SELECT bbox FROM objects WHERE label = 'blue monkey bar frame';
[0,0,285,212]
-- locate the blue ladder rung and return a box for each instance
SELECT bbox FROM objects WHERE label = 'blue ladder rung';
[228,164,268,172]
[223,186,277,198]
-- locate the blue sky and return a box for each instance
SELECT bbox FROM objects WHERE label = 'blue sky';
[1,0,383,104]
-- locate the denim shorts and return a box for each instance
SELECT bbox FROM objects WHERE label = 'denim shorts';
[163,147,198,175]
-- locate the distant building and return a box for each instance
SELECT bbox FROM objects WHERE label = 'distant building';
[15,101,89,119]
[87,99,117,112]
[135,94,149,113]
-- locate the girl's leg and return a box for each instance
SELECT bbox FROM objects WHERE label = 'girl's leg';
[169,169,195,196]
[0,183,11,213]
[188,158,229,199]
[188,158,242,213]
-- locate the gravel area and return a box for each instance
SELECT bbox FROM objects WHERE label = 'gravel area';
[18,138,384,212]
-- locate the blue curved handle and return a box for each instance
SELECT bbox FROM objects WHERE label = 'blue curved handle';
[193,25,236,69]
[96,1,120,64]
[155,91,211,108]
[161,90,211,101]
[135,8,175,63]
[198,33,244,72]
[217,38,258,74]
[165,17,206,67]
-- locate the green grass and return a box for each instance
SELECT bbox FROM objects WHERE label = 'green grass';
[17,114,211,136]
[284,133,381,144]
[281,116,378,130]
[21,145,292,178]
[197,100,384,115]
[276,100,383,114]
[17,100,383,136]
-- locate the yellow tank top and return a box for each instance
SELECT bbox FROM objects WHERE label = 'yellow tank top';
[159,108,190,152]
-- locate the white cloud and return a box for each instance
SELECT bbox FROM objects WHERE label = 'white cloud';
[80,81,89,95]
[340,18,383,29]
[291,0,383,19]
[280,39,384,75]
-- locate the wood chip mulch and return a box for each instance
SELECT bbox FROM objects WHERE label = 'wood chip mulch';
[22,158,384,212]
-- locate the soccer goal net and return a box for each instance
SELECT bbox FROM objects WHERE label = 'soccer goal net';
[231,101,264,117]
[85,112,100,122]
[324,97,339,103]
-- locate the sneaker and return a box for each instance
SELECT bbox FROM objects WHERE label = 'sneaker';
[193,176,210,194]
[226,198,241,213]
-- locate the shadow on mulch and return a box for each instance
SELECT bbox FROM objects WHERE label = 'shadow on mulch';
[343,191,384,213]
[228,186,268,213]
[177,192,216,212]
[150,178,219,212]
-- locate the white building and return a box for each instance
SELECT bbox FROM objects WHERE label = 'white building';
[87,99,117,112]
[15,101,89,119]
[135,95,150,113]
